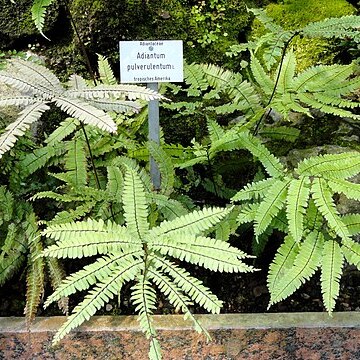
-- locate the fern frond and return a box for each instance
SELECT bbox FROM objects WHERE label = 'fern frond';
[10,58,62,92]
[25,255,44,326]
[296,152,360,179]
[97,54,117,85]
[302,15,360,40]
[254,178,290,238]
[149,194,188,220]
[267,234,300,294]
[236,203,260,224]
[46,257,68,314]
[52,259,142,345]
[106,166,123,201]
[342,214,360,235]
[45,118,79,145]
[207,118,225,143]
[341,239,360,270]
[131,276,161,360]
[122,167,149,239]
[231,178,277,202]
[276,50,296,95]
[320,240,343,314]
[327,178,360,201]
[147,141,174,196]
[154,256,223,313]
[148,269,210,339]
[269,231,323,307]
[65,137,87,187]
[250,55,273,97]
[237,131,284,177]
[54,96,117,133]
[66,84,163,101]
[183,63,209,96]
[286,177,311,242]
[311,178,351,242]
[31,0,55,38]
[0,102,50,158]
[151,235,252,273]
[149,206,232,238]
[0,96,37,107]
[89,99,141,113]
[259,126,300,142]
[18,143,65,177]
[44,252,139,308]
[0,67,54,98]
[297,93,360,120]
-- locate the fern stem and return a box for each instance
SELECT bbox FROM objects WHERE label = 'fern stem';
[80,123,101,190]
[62,0,98,85]
[253,31,300,135]
[205,145,219,198]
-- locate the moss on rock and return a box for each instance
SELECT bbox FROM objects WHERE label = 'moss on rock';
[264,0,356,70]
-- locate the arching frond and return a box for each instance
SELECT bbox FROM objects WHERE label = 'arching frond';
[327,178,360,201]
[45,118,79,145]
[122,167,149,239]
[320,240,343,314]
[150,235,252,273]
[44,252,139,308]
[231,178,277,202]
[65,137,87,187]
[267,234,300,294]
[311,178,351,242]
[66,84,163,101]
[296,152,360,179]
[147,141,174,196]
[237,131,284,177]
[153,256,223,314]
[254,178,290,238]
[97,54,117,86]
[52,259,142,345]
[131,276,161,360]
[54,96,117,133]
[302,15,360,40]
[341,239,360,270]
[149,206,232,238]
[269,231,323,307]
[31,0,55,38]
[0,102,50,158]
[286,177,311,242]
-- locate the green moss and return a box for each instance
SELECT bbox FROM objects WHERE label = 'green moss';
[266,0,355,29]
[264,0,356,70]
[0,0,59,47]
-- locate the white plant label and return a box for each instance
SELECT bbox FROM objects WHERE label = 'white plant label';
[119,40,183,83]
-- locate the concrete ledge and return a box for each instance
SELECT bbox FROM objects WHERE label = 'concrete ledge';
[1,313,360,359]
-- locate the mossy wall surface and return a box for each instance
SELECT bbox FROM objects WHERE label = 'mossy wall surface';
[264,0,356,69]
[0,0,59,47]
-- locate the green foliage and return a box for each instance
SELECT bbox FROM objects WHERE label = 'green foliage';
[232,147,360,313]
[41,167,254,359]
[0,57,162,158]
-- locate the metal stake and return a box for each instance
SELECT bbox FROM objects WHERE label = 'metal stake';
[147,82,161,190]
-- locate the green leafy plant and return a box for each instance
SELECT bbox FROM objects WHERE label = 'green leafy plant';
[0,57,161,158]
[40,166,254,359]
[232,148,360,314]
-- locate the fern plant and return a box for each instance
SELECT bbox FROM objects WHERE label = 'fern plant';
[40,166,254,359]
[231,139,360,314]
[0,57,162,158]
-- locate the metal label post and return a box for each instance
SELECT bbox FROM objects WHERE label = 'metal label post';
[147,82,161,190]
